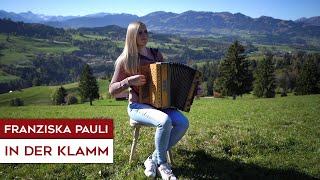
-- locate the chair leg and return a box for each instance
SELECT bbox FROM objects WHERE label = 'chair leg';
[129,126,140,163]
[167,149,173,165]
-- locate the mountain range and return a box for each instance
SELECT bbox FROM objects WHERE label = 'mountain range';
[1,10,320,38]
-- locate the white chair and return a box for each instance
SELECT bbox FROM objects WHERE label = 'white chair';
[129,119,173,164]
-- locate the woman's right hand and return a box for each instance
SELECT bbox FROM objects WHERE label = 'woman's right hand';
[128,75,146,86]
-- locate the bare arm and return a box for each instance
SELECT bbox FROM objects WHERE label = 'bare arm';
[109,63,146,95]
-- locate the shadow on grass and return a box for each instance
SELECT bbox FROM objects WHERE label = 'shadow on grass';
[174,149,318,180]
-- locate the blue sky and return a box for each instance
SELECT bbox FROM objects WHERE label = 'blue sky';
[1,0,319,20]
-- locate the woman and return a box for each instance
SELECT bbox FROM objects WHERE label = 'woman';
[109,21,189,180]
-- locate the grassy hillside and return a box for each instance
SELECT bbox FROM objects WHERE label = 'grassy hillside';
[0,34,79,65]
[71,34,107,41]
[0,70,22,83]
[0,94,319,179]
[0,79,109,106]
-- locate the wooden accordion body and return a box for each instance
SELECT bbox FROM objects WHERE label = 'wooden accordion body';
[139,62,201,112]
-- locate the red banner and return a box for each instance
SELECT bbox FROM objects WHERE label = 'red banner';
[0,119,114,139]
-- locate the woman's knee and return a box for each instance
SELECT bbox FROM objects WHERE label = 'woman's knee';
[157,115,172,128]
[180,117,189,130]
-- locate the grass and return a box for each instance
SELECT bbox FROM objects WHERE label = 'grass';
[0,34,79,65]
[0,70,22,83]
[252,43,295,52]
[71,34,107,41]
[0,79,109,106]
[0,94,319,179]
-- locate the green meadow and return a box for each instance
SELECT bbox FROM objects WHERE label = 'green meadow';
[0,34,79,65]
[71,34,108,41]
[0,90,319,179]
[0,70,22,83]
[0,79,109,106]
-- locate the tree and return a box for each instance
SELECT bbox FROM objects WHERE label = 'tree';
[32,78,41,86]
[51,86,67,105]
[276,70,290,94]
[295,58,320,95]
[206,77,214,96]
[78,64,100,105]
[218,41,251,100]
[65,94,78,105]
[253,55,276,98]
[10,98,24,106]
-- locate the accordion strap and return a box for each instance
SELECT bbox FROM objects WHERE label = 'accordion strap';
[131,86,139,98]
[150,48,159,61]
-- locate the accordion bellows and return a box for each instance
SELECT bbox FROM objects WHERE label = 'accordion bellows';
[139,62,201,112]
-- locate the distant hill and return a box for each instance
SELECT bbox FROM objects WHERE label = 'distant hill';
[0,10,30,22]
[45,14,139,28]
[140,11,320,37]
[0,10,77,23]
[1,10,320,38]
[296,16,320,26]
[0,18,68,39]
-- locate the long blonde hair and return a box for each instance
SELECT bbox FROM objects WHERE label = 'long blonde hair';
[115,21,145,74]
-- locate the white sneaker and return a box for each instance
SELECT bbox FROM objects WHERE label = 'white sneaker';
[158,163,177,180]
[144,156,157,178]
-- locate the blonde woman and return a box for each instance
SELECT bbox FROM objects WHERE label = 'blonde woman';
[109,21,189,180]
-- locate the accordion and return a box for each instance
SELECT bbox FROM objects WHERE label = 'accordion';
[139,62,201,112]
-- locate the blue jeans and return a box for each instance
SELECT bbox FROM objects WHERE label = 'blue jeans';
[128,103,189,165]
